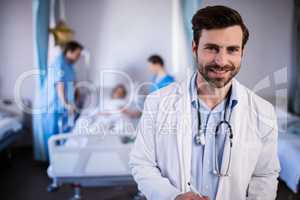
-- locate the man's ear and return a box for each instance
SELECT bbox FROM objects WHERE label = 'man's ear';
[241,48,244,57]
[192,40,198,57]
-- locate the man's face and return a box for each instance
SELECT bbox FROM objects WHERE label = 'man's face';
[148,63,160,74]
[192,25,244,88]
[66,48,82,64]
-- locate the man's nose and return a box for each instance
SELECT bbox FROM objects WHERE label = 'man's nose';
[214,50,228,67]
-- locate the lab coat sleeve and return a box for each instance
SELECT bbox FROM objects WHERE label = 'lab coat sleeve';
[246,111,280,200]
[129,95,181,200]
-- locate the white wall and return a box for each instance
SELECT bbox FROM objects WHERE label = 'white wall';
[65,0,173,87]
[0,0,35,100]
[202,0,294,102]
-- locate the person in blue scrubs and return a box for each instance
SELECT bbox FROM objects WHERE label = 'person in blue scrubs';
[44,41,83,156]
[147,54,175,92]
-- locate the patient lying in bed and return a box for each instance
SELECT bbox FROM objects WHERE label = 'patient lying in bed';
[73,84,141,137]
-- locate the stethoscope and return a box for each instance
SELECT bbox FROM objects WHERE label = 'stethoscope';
[194,97,233,177]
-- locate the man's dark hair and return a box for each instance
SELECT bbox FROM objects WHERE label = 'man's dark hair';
[148,55,164,67]
[63,41,84,55]
[192,5,249,49]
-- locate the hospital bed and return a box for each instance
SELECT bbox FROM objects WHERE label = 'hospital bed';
[47,133,140,200]
[0,109,23,152]
[277,108,300,193]
[46,88,144,199]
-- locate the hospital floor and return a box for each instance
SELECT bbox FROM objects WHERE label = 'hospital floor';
[0,147,299,200]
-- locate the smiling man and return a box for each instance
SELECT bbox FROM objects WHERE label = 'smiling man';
[130,5,280,200]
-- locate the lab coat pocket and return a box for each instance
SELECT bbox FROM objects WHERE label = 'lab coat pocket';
[240,139,262,174]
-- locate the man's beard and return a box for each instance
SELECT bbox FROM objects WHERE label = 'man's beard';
[198,62,240,88]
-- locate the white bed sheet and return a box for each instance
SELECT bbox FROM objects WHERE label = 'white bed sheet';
[0,116,22,140]
[48,134,133,178]
[277,108,300,193]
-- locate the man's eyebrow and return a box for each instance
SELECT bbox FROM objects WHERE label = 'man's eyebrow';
[204,43,219,47]
[227,45,241,49]
[204,43,241,49]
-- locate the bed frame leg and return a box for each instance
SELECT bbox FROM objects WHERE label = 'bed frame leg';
[47,178,59,192]
[132,190,145,200]
[70,184,82,200]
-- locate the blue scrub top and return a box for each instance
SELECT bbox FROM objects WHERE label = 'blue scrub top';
[42,53,76,159]
[150,74,175,92]
[46,53,76,113]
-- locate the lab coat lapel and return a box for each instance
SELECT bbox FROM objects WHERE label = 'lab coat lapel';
[215,79,247,200]
[215,103,239,200]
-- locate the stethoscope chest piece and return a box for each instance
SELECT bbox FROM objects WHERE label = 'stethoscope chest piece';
[194,129,205,145]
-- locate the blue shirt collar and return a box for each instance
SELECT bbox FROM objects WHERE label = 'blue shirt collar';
[190,72,238,110]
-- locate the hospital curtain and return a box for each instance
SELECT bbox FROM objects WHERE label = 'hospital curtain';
[48,0,62,65]
[180,0,202,52]
[172,0,202,81]
[289,0,300,115]
[32,0,50,161]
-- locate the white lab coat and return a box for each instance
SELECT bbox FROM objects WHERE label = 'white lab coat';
[129,76,280,200]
